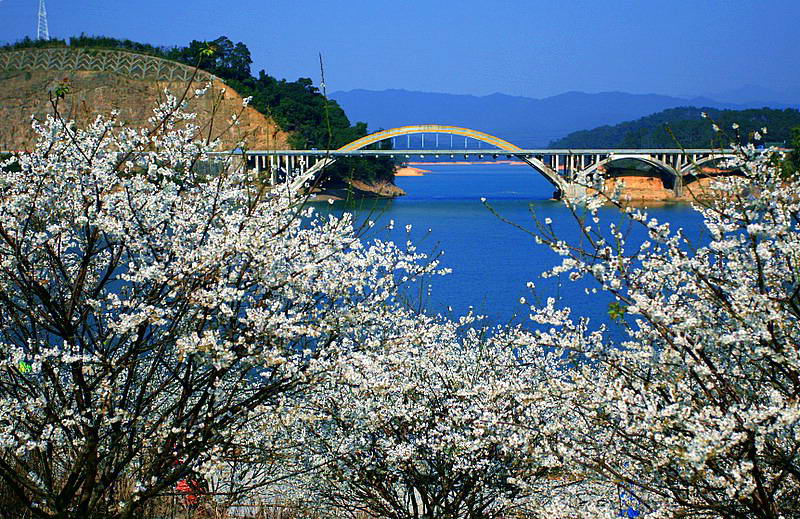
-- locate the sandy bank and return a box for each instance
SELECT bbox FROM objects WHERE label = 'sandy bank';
[595,175,731,203]
[406,160,527,166]
[395,166,431,176]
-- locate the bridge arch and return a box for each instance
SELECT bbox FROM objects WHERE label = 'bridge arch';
[679,154,738,176]
[582,154,680,191]
[336,125,566,194]
[338,125,523,153]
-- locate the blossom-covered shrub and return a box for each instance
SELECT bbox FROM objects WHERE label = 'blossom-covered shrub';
[288,311,595,519]
[0,89,438,519]
[524,142,800,517]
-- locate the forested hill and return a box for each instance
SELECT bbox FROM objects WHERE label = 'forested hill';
[549,107,800,148]
[2,35,394,184]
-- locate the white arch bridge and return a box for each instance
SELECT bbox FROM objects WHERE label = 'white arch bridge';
[233,125,738,199]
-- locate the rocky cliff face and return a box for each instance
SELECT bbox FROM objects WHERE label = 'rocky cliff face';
[598,174,732,202]
[0,49,289,151]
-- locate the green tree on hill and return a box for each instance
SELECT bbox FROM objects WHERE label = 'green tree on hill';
[169,36,253,82]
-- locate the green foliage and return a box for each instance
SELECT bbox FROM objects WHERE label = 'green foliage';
[608,301,627,321]
[551,107,800,149]
[57,34,173,58]
[198,43,216,59]
[167,37,253,82]
[0,36,67,50]
[52,78,71,99]
[1,34,395,185]
[781,126,800,177]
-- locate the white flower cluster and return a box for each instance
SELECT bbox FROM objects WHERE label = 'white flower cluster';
[286,314,539,516]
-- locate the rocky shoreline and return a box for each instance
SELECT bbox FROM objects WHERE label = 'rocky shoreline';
[594,174,728,203]
[309,177,406,201]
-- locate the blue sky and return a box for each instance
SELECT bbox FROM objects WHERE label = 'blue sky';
[1,0,798,99]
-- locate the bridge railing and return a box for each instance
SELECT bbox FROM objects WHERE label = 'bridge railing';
[207,148,738,157]
[1,148,747,157]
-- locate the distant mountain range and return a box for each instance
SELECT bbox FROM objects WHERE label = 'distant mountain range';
[697,84,800,107]
[330,89,799,148]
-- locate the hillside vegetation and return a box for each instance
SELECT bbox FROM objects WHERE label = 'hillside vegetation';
[2,35,395,185]
[550,106,800,148]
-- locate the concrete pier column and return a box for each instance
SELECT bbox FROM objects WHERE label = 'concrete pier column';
[560,183,586,200]
[674,172,683,198]
[566,155,572,180]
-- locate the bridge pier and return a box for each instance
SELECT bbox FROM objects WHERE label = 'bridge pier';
[558,183,586,201]
[674,173,684,197]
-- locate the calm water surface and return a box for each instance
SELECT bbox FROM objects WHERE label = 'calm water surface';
[325,164,706,331]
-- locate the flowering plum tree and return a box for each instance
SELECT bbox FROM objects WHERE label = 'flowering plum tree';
[522,141,800,518]
[0,88,439,519]
[286,311,608,519]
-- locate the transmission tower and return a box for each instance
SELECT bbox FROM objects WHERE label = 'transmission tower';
[37,0,49,41]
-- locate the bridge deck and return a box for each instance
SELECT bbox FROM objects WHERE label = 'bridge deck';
[207,148,737,157]
[0,148,744,157]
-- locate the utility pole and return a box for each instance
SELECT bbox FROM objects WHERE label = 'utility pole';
[37,0,49,40]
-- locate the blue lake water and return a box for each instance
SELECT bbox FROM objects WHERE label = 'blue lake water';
[324,164,706,331]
